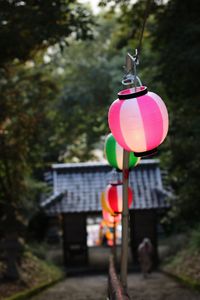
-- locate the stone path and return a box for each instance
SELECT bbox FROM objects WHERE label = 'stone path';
[32,275,107,300]
[31,272,200,300]
[128,272,200,300]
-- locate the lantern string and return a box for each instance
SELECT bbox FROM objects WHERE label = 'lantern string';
[134,0,152,88]
[122,0,152,87]
[136,0,152,62]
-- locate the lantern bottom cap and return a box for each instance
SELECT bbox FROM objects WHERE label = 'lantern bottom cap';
[134,148,157,157]
[115,168,134,173]
[113,212,121,216]
[110,182,123,186]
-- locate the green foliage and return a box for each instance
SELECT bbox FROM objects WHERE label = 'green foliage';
[46,15,127,162]
[0,0,94,231]
[153,0,200,224]
[99,0,158,50]
[98,0,200,226]
[163,227,200,289]
[26,242,50,260]
[0,63,58,236]
[50,7,166,162]
[3,251,63,300]
[0,0,94,64]
[189,225,200,252]
[0,0,94,280]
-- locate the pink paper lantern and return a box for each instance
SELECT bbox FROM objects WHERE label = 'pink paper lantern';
[108,86,169,156]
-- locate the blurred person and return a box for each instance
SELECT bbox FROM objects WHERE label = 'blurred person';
[138,238,153,278]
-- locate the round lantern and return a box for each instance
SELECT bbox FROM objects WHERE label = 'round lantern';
[105,133,140,170]
[102,209,121,227]
[104,183,133,214]
[108,86,169,157]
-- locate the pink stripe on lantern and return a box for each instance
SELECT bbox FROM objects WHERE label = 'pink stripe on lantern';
[120,98,147,152]
[137,94,163,151]
[149,92,169,143]
[108,99,128,151]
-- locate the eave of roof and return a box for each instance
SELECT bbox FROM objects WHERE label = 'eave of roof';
[41,191,65,208]
[52,159,160,170]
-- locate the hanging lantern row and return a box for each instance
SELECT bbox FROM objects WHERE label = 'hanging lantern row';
[108,86,169,157]
[104,133,140,170]
[101,183,133,215]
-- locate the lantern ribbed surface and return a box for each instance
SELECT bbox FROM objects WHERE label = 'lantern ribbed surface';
[104,183,133,214]
[108,89,169,155]
[105,133,140,170]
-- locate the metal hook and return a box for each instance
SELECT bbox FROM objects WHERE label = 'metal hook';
[122,49,141,88]
[125,50,138,72]
[122,75,142,87]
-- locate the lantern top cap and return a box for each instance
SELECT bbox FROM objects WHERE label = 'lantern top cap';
[118,86,148,100]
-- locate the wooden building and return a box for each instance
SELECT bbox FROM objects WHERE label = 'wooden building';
[41,160,170,266]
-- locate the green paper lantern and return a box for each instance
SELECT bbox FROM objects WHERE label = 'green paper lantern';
[104,133,140,170]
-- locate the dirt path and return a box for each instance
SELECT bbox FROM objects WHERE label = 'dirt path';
[31,272,200,300]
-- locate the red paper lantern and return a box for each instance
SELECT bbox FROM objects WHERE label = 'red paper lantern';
[101,191,114,215]
[108,86,169,157]
[104,183,133,214]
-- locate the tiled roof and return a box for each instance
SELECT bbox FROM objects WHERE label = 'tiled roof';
[42,159,170,215]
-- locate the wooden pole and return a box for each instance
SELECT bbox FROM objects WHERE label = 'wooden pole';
[120,52,136,291]
[120,149,130,291]
[113,216,117,264]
